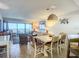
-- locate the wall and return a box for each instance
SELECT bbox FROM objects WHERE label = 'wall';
[48,14,79,35]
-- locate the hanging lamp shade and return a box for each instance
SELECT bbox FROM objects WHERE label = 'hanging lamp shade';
[47,14,58,20]
[46,14,58,28]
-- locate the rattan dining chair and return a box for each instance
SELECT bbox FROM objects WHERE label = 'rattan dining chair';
[57,32,68,54]
[45,35,60,57]
[31,37,44,58]
[45,39,53,57]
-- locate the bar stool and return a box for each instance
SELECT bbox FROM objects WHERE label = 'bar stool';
[0,45,7,57]
[0,35,10,58]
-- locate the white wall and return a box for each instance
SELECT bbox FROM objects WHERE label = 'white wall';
[48,14,79,35]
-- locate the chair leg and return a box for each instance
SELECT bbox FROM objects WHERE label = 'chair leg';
[59,46,62,54]
[57,46,59,56]
[51,47,53,57]
[41,47,43,53]
[43,45,48,56]
[34,46,37,58]
[50,43,53,58]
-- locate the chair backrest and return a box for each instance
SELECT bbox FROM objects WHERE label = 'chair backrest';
[32,37,36,45]
[50,35,59,43]
[32,36,44,48]
[59,32,67,43]
[19,34,27,39]
[58,33,69,57]
[19,34,28,44]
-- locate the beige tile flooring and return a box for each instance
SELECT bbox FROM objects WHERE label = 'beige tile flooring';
[9,41,69,58]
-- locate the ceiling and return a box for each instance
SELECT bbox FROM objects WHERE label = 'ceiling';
[0,0,79,22]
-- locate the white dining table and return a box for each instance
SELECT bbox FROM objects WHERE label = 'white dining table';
[34,35,52,56]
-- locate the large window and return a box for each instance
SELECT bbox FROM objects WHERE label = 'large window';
[7,21,45,34]
[0,20,1,31]
[39,21,46,32]
[3,21,8,31]
[8,23,17,33]
[26,24,32,34]
[8,23,32,34]
[17,23,25,34]
[3,23,6,31]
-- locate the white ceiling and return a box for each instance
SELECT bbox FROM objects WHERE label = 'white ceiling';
[0,0,79,22]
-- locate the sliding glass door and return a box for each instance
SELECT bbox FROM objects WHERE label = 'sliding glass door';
[8,23,32,34]
[8,23,17,33]
[17,23,25,34]
[26,24,32,34]
[39,21,46,32]
[5,21,45,34]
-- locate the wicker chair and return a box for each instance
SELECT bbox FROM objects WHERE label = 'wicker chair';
[58,32,68,55]
[31,37,44,58]
[19,34,28,45]
[45,35,60,57]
